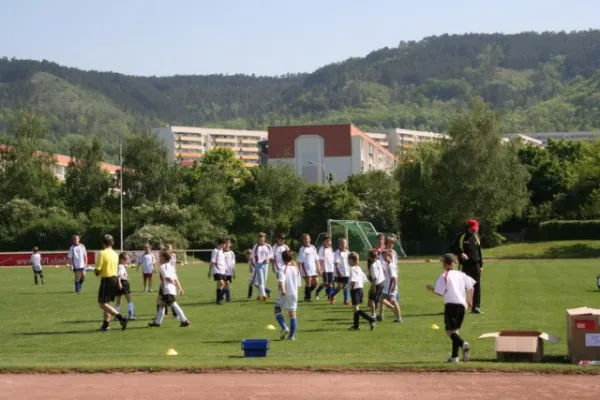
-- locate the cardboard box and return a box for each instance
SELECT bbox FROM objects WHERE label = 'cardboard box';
[478,330,560,362]
[566,307,600,364]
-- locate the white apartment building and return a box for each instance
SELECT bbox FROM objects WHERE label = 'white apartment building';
[505,131,600,145]
[154,126,267,167]
[501,134,543,146]
[365,132,389,149]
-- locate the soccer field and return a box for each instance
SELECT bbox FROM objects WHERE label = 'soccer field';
[1,259,599,373]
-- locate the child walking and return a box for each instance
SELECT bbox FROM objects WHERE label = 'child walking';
[137,245,156,292]
[377,250,403,323]
[330,238,350,305]
[223,239,236,302]
[367,250,385,318]
[149,250,190,327]
[115,252,137,321]
[426,253,474,363]
[208,238,228,305]
[246,248,271,299]
[315,235,335,301]
[274,250,302,340]
[348,252,376,331]
[30,247,45,285]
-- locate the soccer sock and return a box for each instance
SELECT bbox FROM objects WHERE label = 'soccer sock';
[128,303,134,317]
[324,287,330,298]
[353,312,360,328]
[156,307,166,325]
[450,333,464,347]
[265,288,271,297]
[331,288,339,298]
[216,288,223,302]
[34,275,38,285]
[304,286,310,300]
[172,303,187,322]
[40,273,44,282]
[75,281,80,292]
[225,289,231,301]
[115,305,121,313]
[343,288,349,303]
[451,339,459,358]
[359,310,375,322]
[275,313,287,330]
[115,314,125,322]
[310,285,317,295]
[315,284,324,296]
[101,320,109,329]
[248,284,253,298]
[79,277,84,285]
[171,306,177,317]
[289,317,297,338]
[156,304,160,313]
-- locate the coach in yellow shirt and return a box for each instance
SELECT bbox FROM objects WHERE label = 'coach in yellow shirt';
[95,234,128,332]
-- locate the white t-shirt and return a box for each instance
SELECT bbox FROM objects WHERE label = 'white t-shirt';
[252,243,273,266]
[334,250,350,277]
[278,264,302,299]
[140,253,156,274]
[117,264,128,280]
[30,254,42,271]
[68,244,87,269]
[318,246,335,273]
[159,263,178,296]
[369,259,385,285]
[382,259,399,294]
[170,253,177,267]
[273,244,289,268]
[297,245,318,274]
[379,249,398,266]
[350,266,369,289]
[211,248,226,275]
[224,250,235,276]
[434,269,476,308]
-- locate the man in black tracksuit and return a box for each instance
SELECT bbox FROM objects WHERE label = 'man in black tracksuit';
[451,219,483,314]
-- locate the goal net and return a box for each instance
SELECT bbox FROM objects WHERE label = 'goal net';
[321,220,407,258]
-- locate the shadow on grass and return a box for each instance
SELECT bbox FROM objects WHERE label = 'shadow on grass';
[586,290,600,293]
[17,326,147,336]
[62,317,154,324]
[542,244,600,259]
[20,291,74,295]
[201,340,245,344]
[402,312,445,318]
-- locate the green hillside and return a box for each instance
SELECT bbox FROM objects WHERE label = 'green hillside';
[2,30,600,159]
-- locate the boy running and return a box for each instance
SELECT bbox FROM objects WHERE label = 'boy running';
[252,233,273,301]
[377,250,403,323]
[137,245,156,292]
[297,233,319,302]
[30,247,45,285]
[315,235,334,300]
[274,250,302,340]
[115,252,137,321]
[67,234,87,293]
[426,253,474,363]
[223,239,236,302]
[330,238,350,305]
[149,250,190,327]
[208,238,227,305]
[348,252,376,331]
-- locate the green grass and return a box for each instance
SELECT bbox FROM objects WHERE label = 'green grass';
[485,241,600,259]
[1,260,599,373]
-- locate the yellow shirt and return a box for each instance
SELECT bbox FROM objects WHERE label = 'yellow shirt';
[95,248,118,278]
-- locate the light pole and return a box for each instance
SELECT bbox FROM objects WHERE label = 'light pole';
[119,142,124,252]
[308,160,327,184]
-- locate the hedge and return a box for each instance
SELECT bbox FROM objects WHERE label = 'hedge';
[530,220,600,241]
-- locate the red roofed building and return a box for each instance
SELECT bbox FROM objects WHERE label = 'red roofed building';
[267,124,397,184]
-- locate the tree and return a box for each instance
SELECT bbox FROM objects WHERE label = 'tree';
[124,224,188,250]
[347,171,399,233]
[64,138,112,214]
[199,147,250,189]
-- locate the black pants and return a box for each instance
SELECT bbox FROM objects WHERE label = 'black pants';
[462,262,481,308]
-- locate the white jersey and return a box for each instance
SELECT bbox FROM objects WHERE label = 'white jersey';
[434,269,476,308]
[298,245,318,276]
[159,263,178,296]
[350,266,369,289]
[276,263,302,312]
[211,248,226,275]
[334,249,350,277]
[252,243,273,267]
[382,259,399,295]
[140,253,156,274]
[369,259,385,286]
[30,254,42,271]
[68,244,87,269]
[273,244,289,268]
[224,250,235,276]
[380,249,398,267]
[117,264,128,280]
[318,246,335,273]
[170,253,177,268]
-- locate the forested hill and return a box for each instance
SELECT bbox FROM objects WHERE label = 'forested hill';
[2,30,600,159]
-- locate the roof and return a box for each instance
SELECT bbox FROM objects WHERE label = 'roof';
[350,124,398,161]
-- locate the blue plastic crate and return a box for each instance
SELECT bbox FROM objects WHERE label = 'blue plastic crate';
[241,339,270,358]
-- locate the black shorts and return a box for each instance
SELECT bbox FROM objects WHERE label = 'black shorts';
[224,275,233,283]
[161,293,176,306]
[351,288,363,305]
[368,283,385,303]
[32,268,43,274]
[322,272,334,284]
[336,277,349,285]
[118,280,131,296]
[213,273,225,282]
[444,303,466,331]
[98,277,119,304]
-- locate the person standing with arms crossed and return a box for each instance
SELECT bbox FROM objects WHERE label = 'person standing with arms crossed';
[451,219,484,314]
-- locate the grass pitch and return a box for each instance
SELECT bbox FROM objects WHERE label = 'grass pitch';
[1,259,599,373]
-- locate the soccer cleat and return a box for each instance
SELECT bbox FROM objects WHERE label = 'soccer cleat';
[127,316,137,321]
[100,325,110,332]
[148,322,161,327]
[119,317,128,331]
[315,295,320,300]
[393,317,403,323]
[280,327,290,340]
[287,336,296,341]
[369,321,376,331]
[462,342,471,362]
[180,320,190,327]
[343,301,350,306]
[256,296,262,301]
[149,289,154,293]
[472,308,483,314]
[261,296,268,301]
[348,325,360,331]
[217,300,224,305]
[376,314,383,322]
[447,357,460,363]
[329,297,336,305]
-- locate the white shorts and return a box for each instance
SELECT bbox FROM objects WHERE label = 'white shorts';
[301,264,317,277]
[382,289,398,299]
[276,295,298,312]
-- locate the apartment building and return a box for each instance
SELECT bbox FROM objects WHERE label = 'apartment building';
[154,126,267,167]
[52,154,119,181]
[505,131,600,145]
[365,132,389,149]
[501,134,543,146]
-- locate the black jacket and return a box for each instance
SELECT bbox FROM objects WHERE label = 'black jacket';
[451,231,483,266]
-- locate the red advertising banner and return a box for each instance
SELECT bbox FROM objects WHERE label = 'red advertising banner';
[0,252,97,267]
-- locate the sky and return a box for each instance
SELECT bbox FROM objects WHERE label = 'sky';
[1,0,599,77]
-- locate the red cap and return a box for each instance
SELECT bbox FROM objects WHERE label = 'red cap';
[467,219,479,232]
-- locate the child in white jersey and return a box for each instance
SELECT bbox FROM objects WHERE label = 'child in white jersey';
[137,245,156,292]
[315,235,335,301]
[246,248,271,299]
[30,247,45,285]
[377,250,403,323]
[274,250,302,340]
[330,238,350,305]
[348,252,376,331]
[368,250,385,318]
[427,253,475,363]
[272,233,289,278]
[115,252,137,320]
[208,238,228,305]
[149,250,190,327]
[298,233,319,302]
[252,232,273,301]
[223,239,236,302]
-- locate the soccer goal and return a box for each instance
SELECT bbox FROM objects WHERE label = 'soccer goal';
[324,220,407,257]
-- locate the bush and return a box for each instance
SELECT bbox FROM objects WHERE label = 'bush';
[124,224,188,251]
[16,215,83,251]
[481,232,506,248]
[529,220,600,241]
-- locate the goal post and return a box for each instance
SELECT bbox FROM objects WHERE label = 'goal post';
[326,220,407,258]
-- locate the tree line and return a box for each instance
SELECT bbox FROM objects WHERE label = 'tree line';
[1,102,599,254]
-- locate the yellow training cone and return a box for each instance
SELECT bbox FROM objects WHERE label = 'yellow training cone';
[265,324,276,330]
[430,324,440,330]
[166,348,178,356]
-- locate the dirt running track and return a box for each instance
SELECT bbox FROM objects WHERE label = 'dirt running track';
[1,372,598,399]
